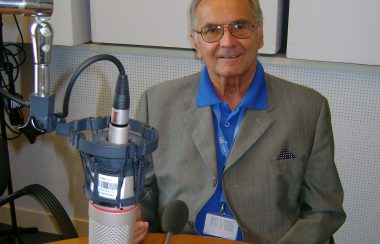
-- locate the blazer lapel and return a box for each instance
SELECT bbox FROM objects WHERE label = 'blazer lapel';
[225,109,274,170]
[183,103,218,177]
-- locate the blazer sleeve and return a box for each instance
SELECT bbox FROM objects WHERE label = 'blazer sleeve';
[136,90,160,232]
[277,98,346,244]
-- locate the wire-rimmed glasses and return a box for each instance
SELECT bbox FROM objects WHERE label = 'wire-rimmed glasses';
[193,20,256,43]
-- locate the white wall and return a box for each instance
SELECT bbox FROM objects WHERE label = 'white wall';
[287,0,380,65]
[90,0,284,54]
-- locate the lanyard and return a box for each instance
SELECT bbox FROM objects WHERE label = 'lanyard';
[212,103,246,158]
[212,103,247,214]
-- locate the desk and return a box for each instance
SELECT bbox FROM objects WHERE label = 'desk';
[48,233,249,244]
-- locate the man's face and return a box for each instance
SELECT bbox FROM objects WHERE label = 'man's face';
[191,0,264,81]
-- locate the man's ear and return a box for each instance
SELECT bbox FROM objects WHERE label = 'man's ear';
[258,27,264,49]
[189,33,202,59]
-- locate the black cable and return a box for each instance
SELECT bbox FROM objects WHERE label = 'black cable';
[0,87,29,107]
[0,14,28,140]
[3,46,25,80]
[12,15,24,48]
[55,54,126,119]
[5,121,20,134]
[0,46,22,82]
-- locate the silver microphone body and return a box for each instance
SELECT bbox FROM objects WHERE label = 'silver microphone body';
[89,202,137,244]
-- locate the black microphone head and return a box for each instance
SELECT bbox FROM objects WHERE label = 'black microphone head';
[160,200,189,234]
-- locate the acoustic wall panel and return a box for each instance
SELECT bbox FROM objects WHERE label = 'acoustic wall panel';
[90,0,283,54]
[287,0,380,65]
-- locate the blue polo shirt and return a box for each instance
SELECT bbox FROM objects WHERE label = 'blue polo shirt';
[195,61,268,240]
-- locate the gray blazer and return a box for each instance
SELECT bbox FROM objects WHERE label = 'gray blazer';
[136,72,346,244]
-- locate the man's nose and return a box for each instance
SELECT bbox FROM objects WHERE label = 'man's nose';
[219,27,236,46]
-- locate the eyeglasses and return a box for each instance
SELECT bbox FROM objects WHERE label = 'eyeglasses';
[193,20,256,43]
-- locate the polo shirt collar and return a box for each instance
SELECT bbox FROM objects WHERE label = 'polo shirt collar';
[196,61,268,110]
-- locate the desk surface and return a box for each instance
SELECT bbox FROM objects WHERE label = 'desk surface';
[48,233,249,244]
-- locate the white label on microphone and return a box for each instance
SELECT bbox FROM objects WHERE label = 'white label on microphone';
[203,213,239,240]
[97,174,125,200]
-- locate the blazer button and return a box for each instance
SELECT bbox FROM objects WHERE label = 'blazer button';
[241,226,248,232]
[212,178,218,187]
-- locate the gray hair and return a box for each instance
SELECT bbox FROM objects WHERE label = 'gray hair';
[189,0,263,30]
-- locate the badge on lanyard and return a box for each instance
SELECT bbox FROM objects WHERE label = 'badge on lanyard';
[203,204,239,240]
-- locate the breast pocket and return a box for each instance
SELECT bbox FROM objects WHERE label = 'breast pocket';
[270,158,306,179]
[269,158,306,207]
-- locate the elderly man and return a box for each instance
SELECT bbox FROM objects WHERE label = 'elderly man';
[134,0,346,243]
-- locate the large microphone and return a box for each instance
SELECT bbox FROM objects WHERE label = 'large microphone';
[87,72,136,243]
[52,55,158,244]
[160,200,189,244]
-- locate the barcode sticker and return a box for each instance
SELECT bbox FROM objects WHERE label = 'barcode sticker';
[97,174,119,199]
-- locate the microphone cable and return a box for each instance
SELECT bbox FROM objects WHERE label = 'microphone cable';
[54,54,126,119]
[0,14,27,141]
